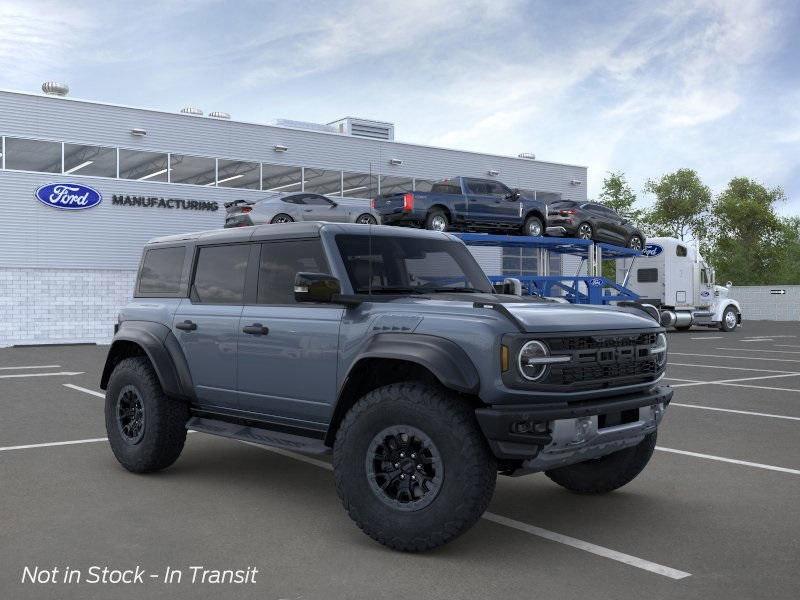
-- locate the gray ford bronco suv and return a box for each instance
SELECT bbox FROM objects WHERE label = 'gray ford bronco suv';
[102,222,672,551]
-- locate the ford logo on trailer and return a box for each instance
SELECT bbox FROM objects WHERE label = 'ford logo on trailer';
[641,243,663,257]
[588,277,604,287]
[35,183,102,210]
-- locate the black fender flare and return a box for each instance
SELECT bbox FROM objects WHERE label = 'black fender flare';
[100,321,195,401]
[347,333,480,394]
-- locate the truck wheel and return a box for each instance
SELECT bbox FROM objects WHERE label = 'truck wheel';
[333,382,497,552]
[545,432,657,494]
[522,215,543,237]
[105,357,188,473]
[424,209,449,232]
[720,306,738,332]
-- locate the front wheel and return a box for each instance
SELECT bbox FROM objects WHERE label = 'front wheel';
[720,306,738,332]
[333,382,497,552]
[545,432,657,494]
[355,213,377,225]
[105,357,188,473]
[522,215,543,237]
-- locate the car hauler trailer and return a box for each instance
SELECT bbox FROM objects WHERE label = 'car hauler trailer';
[615,237,742,332]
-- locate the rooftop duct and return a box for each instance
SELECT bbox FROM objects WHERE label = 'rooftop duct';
[41,82,69,96]
[208,111,231,119]
[328,117,395,141]
[518,152,536,160]
[180,106,203,116]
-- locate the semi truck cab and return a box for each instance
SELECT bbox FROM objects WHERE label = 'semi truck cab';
[616,236,742,332]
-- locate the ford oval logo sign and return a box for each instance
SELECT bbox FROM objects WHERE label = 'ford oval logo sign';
[35,183,102,210]
[588,277,604,287]
[641,244,663,257]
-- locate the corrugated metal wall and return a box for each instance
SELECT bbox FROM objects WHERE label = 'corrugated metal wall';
[729,286,800,321]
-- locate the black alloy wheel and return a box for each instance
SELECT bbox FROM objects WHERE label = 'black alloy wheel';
[577,223,593,240]
[117,385,145,444]
[356,214,377,225]
[366,425,443,511]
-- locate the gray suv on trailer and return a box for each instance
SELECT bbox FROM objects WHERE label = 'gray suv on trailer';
[101,222,672,551]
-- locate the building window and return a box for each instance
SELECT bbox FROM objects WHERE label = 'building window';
[170,154,216,186]
[63,144,117,177]
[502,248,537,276]
[341,171,377,198]
[4,137,61,173]
[413,178,436,192]
[304,168,342,196]
[379,175,413,196]
[217,159,260,189]
[262,164,302,192]
[119,149,169,182]
[192,244,250,304]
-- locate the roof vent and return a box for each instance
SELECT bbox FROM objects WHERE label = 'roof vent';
[180,106,203,116]
[328,117,395,141]
[518,152,536,160]
[208,111,231,119]
[269,119,337,134]
[42,82,69,96]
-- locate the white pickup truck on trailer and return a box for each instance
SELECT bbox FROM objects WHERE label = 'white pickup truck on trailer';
[616,236,742,332]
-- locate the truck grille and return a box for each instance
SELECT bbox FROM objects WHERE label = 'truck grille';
[547,332,658,352]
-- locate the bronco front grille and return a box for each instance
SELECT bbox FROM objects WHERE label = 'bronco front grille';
[548,357,660,386]
[547,332,658,352]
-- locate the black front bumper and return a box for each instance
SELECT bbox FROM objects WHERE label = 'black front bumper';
[475,385,673,458]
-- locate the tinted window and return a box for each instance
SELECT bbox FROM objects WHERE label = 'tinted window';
[64,144,117,177]
[466,179,491,195]
[431,181,462,195]
[138,247,186,295]
[485,181,511,196]
[5,138,61,173]
[258,240,330,304]
[119,149,168,182]
[303,194,333,206]
[170,154,215,186]
[281,195,304,204]
[676,245,688,257]
[335,235,492,293]
[637,268,659,283]
[192,244,250,304]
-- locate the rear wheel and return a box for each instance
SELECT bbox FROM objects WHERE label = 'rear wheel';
[522,215,543,237]
[545,432,657,494]
[105,357,188,473]
[577,222,593,240]
[424,209,449,232]
[270,213,294,224]
[356,213,377,225]
[333,382,497,551]
[720,306,738,332]
[628,235,644,251]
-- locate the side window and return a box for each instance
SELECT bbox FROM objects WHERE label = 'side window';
[137,246,186,295]
[303,195,333,206]
[466,180,489,195]
[486,181,510,197]
[701,269,709,284]
[637,268,659,283]
[676,245,688,257]
[257,240,330,304]
[192,244,250,304]
[430,181,461,194]
[282,195,304,205]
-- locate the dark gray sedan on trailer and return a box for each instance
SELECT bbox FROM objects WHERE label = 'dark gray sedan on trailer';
[224,192,381,228]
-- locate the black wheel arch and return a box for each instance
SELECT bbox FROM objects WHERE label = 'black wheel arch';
[100,321,195,402]
[427,204,452,221]
[324,333,481,445]
[524,209,546,225]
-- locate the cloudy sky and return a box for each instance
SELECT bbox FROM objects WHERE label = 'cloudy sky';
[2,0,799,211]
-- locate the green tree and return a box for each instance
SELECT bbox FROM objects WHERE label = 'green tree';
[707,178,787,285]
[598,171,641,221]
[642,169,711,241]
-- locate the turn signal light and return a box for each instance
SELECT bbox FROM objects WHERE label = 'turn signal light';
[501,345,509,372]
[402,193,414,212]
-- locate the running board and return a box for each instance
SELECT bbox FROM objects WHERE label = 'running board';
[187,416,331,455]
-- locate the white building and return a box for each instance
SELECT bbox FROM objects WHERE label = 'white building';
[0,85,587,346]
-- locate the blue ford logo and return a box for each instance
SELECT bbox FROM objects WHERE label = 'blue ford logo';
[588,277,604,287]
[35,183,102,210]
[641,244,663,257]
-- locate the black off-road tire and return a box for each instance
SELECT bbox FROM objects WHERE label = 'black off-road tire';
[545,432,657,494]
[105,357,188,473]
[333,382,497,552]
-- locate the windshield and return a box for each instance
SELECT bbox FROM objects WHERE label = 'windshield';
[335,234,493,294]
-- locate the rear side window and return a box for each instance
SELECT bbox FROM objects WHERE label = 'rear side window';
[430,181,461,195]
[258,240,330,304]
[637,268,659,283]
[137,247,186,295]
[192,244,250,304]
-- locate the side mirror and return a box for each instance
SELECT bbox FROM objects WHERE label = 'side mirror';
[294,272,341,303]
[505,189,521,201]
[329,201,338,208]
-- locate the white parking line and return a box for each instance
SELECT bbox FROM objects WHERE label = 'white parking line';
[716,347,800,354]
[244,442,691,580]
[720,382,800,394]
[63,383,105,398]
[0,364,61,371]
[775,344,800,349]
[668,373,800,388]
[671,403,800,422]
[689,336,724,340]
[481,513,691,580]
[738,338,773,342]
[656,447,800,476]
[671,352,800,363]
[0,437,108,452]
[669,363,799,374]
[0,371,84,379]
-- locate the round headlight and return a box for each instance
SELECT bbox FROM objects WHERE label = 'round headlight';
[518,340,550,381]
[653,332,668,367]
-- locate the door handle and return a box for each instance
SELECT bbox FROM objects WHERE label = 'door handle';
[242,323,269,335]
[175,320,197,331]
[304,208,313,212]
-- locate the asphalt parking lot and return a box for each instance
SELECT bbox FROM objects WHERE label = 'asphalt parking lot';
[2,321,799,600]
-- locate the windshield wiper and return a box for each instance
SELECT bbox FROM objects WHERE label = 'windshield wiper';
[354,286,425,294]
